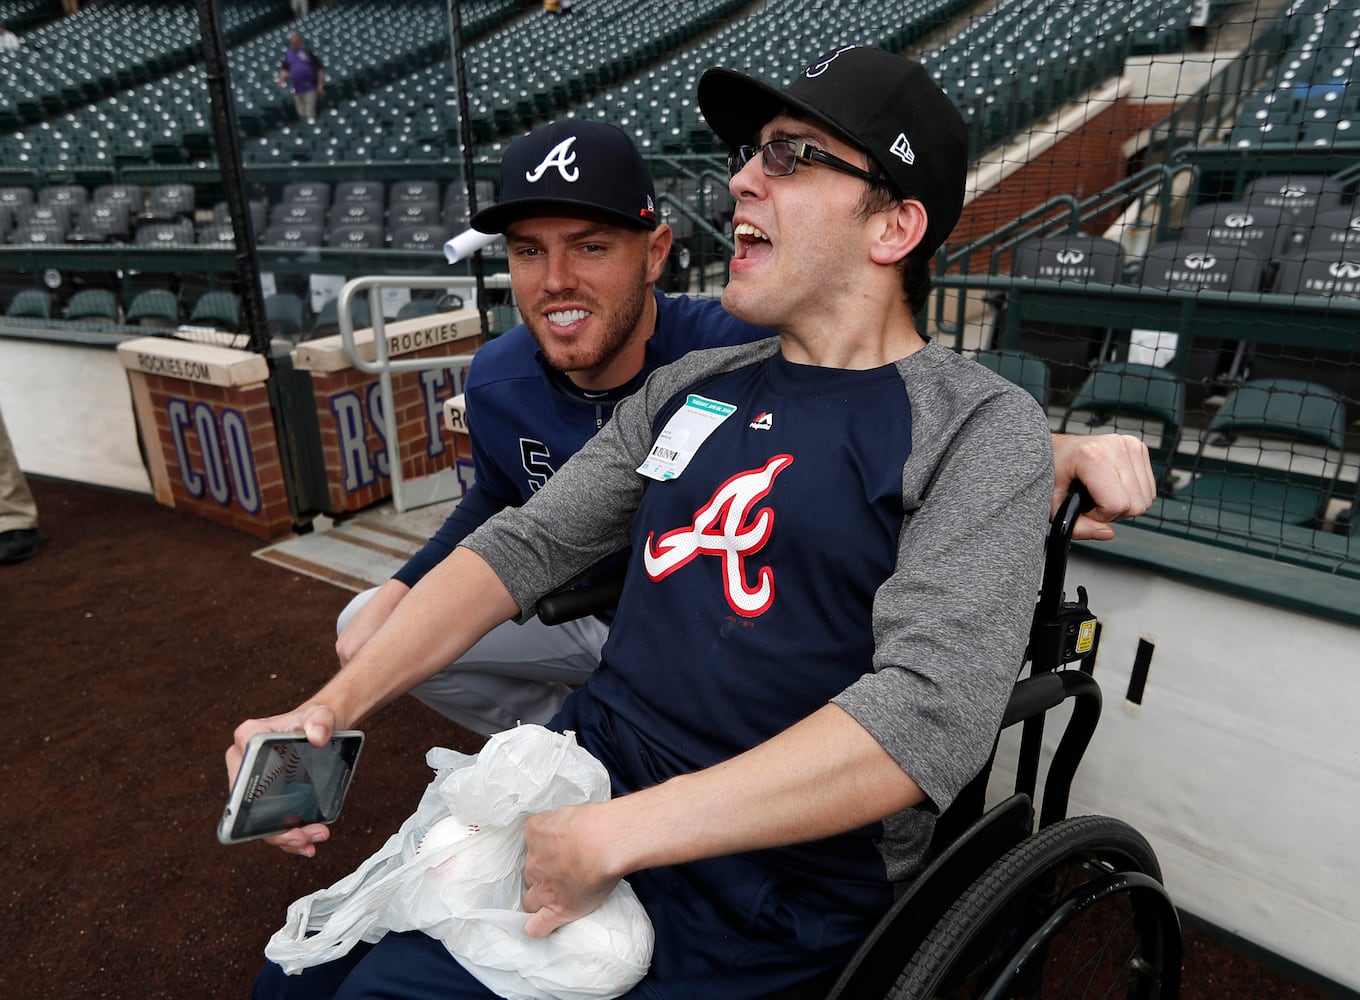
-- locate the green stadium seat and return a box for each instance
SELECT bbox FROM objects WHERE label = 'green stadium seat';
[65,288,120,323]
[972,349,1052,410]
[1175,378,1348,528]
[125,288,180,328]
[1060,362,1186,494]
[189,291,241,333]
[5,288,52,319]
[264,293,306,340]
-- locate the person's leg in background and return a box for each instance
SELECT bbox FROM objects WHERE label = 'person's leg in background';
[0,407,42,564]
[295,89,318,123]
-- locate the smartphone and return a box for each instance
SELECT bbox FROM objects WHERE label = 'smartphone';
[217,730,364,845]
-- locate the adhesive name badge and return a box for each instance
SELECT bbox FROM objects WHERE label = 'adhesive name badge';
[637,394,737,481]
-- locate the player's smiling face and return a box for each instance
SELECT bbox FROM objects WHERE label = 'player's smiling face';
[505,212,672,391]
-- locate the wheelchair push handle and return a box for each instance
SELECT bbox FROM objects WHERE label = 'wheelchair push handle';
[1028,485,1099,675]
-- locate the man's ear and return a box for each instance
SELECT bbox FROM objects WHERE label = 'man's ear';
[644,223,675,284]
[869,199,929,266]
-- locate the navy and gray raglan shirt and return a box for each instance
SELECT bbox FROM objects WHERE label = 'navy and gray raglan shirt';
[392,291,769,589]
[461,337,1054,900]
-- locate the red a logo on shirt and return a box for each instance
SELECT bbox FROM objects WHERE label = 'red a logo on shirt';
[642,454,793,617]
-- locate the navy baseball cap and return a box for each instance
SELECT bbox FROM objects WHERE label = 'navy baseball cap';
[698,46,969,255]
[471,120,659,234]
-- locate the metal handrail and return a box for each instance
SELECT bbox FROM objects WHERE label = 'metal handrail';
[336,272,512,512]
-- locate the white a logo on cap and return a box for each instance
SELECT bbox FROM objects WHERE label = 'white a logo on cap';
[526,137,581,184]
[890,133,916,165]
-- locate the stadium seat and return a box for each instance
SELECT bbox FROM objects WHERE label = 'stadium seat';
[1060,362,1186,494]
[280,181,331,208]
[92,184,145,214]
[20,202,74,236]
[196,223,237,246]
[327,201,384,229]
[125,289,181,328]
[263,223,324,249]
[38,184,89,212]
[189,291,241,332]
[0,187,36,211]
[1304,207,1360,253]
[1243,174,1346,231]
[7,224,66,247]
[389,223,451,252]
[387,201,441,229]
[134,219,195,246]
[334,180,386,206]
[396,298,455,321]
[69,201,132,243]
[1241,250,1360,401]
[1180,202,1295,265]
[325,223,384,250]
[388,179,440,208]
[142,183,196,222]
[6,289,52,319]
[989,232,1126,394]
[264,292,306,340]
[1135,240,1268,387]
[213,199,268,235]
[65,288,120,323]
[1166,378,1348,533]
[312,295,371,338]
[972,349,1052,409]
[269,202,327,229]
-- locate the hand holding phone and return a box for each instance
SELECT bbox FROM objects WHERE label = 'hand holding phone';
[218,731,364,845]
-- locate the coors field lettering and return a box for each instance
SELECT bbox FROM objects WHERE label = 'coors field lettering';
[166,397,262,513]
[330,367,466,494]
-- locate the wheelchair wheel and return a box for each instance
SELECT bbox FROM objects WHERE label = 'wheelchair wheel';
[888,815,1180,999]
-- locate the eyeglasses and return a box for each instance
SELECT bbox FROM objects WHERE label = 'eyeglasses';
[728,139,884,188]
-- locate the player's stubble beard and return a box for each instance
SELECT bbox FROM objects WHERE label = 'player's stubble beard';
[522,258,652,381]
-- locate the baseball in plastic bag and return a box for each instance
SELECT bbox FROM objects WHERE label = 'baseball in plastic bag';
[264,725,654,999]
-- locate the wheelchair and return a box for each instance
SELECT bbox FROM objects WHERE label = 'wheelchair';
[537,492,1183,999]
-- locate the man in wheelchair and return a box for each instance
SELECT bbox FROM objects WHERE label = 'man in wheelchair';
[236,47,1158,999]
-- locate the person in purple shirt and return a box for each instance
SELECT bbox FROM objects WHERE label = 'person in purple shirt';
[278,31,323,123]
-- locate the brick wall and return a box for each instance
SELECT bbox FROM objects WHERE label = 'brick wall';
[118,338,295,540]
[292,308,483,514]
[953,83,1180,275]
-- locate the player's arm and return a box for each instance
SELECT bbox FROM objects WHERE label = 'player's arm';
[334,484,507,664]
[231,545,519,856]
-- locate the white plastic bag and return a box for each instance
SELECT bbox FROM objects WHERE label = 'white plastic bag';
[264,725,654,999]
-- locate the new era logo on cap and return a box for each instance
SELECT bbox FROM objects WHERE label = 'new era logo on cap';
[890,134,916,166]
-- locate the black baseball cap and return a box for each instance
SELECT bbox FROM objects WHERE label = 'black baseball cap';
[697,46,969,256]
[470,120,659,234]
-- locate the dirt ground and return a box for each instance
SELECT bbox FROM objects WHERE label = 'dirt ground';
[0,478,1331,998]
